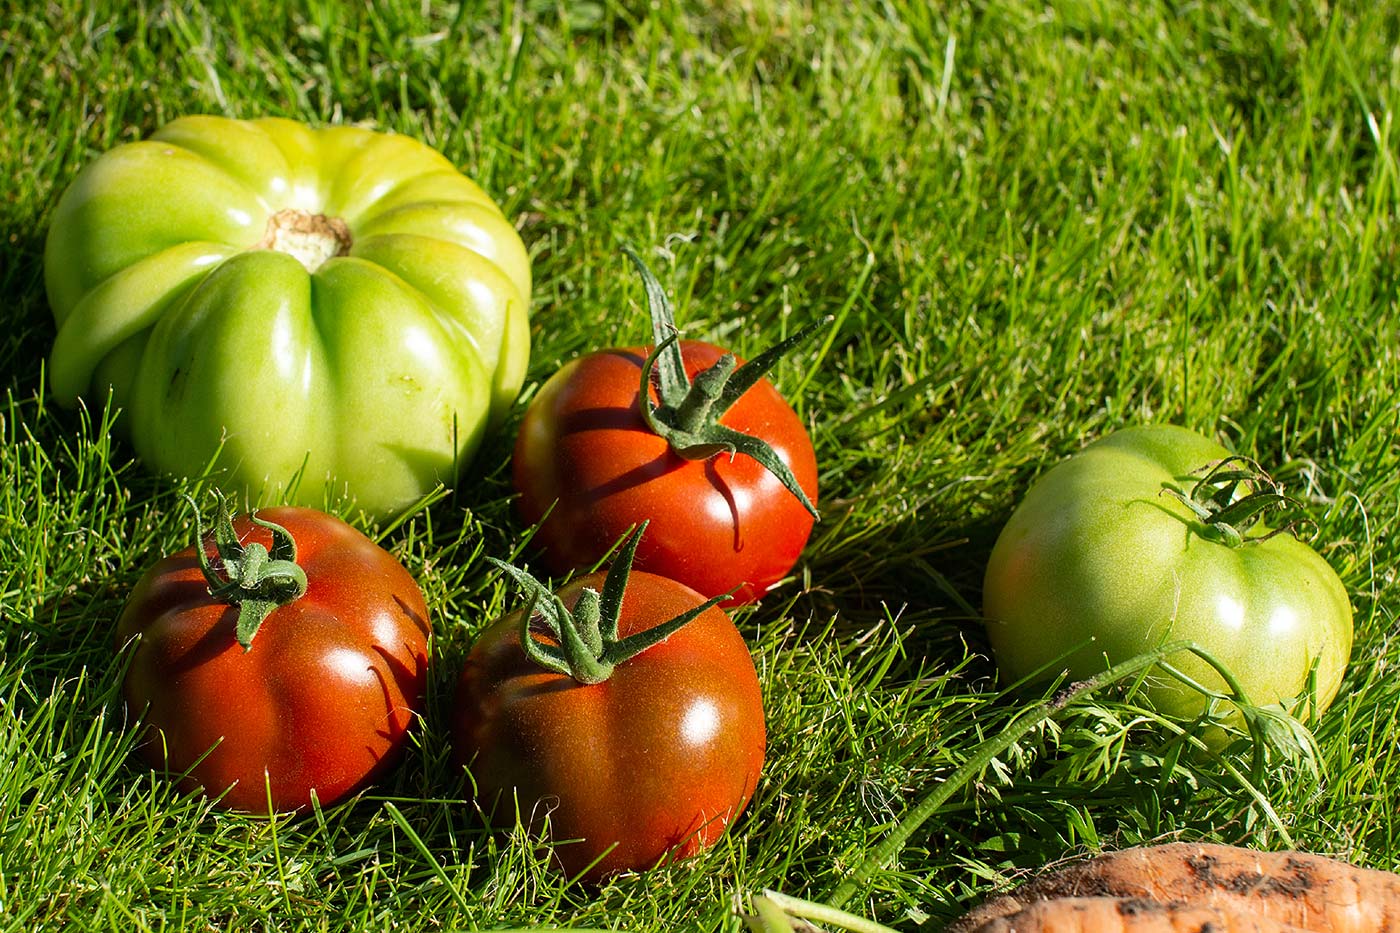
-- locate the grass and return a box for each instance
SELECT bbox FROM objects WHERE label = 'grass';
[3,0,1400,929]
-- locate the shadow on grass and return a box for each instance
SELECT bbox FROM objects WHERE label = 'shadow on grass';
[1,225,54,388]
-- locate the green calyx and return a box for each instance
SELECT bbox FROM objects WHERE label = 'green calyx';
[1162,456,1307,548]
[191,491,309,650]
[489,522,731,686]
[623,245,826,521]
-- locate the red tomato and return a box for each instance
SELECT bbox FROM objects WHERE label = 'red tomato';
[514,339,818,603]
[451,560,766,882]
[117,502,431,813]
[513,248,822,605]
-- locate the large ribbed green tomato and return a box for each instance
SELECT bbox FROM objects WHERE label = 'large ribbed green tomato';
[46,115,531,519]
[982,425,1353,723]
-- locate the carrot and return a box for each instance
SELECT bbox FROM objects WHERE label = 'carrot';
[963,895,1311,933]
[946,843,1400,933]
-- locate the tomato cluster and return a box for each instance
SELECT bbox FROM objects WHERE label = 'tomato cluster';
[447,248,829,876]
[61,118,1355,890]
[104,232,814,876]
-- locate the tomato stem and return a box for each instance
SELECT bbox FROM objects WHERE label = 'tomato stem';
[256,208,352,273]
[1161,456,1307,548]
[190,491,308,650]
[672,351,738,432]
[623,245,827,520]
[488,522,734,685]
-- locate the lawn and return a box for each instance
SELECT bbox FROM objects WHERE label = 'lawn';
[3,0,1400,930]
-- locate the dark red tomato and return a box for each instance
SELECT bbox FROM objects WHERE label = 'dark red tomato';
[452,566,766,882]
[117,502,431,813]
[514,339,818,604]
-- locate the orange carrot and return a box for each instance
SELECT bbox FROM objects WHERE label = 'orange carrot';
[947,843,1400,933]
[964,895,1310,933]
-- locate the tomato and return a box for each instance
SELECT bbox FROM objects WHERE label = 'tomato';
[513,249,820,604]
[982,425,1353,723]
[46,115,531,519]
[117,496,431,813]
[451,525,766,881]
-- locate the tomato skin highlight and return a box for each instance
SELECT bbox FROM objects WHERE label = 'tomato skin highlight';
[513,340,818,604]
[982,425,1354,722]
[117,507,431,813]
[451,569,766,881]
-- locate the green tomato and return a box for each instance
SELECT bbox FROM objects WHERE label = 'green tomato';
[982,425,1353,724]
[46,115,531,519]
